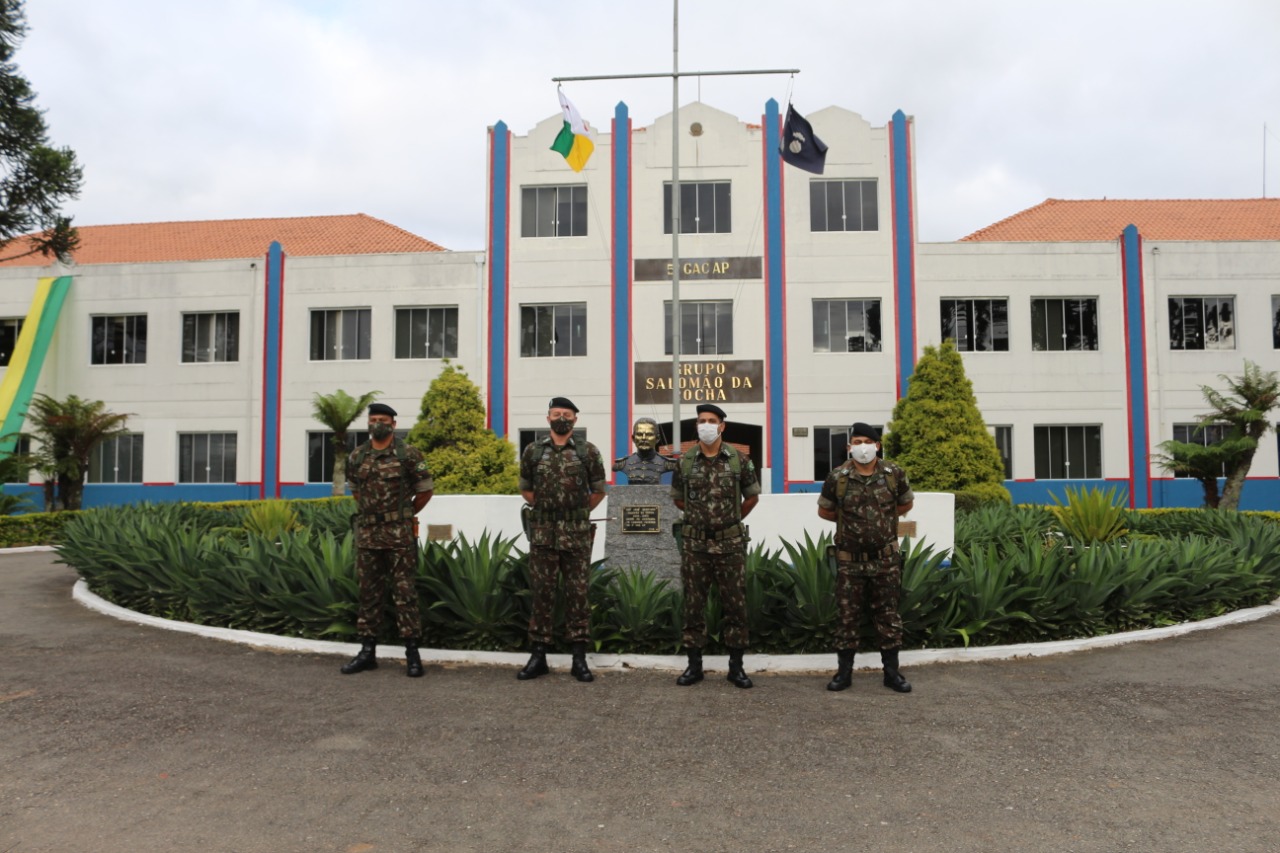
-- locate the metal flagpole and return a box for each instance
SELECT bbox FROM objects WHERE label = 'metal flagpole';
[553,1,798,457]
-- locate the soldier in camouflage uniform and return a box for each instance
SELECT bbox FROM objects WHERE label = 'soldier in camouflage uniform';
[516,396,607,683]
[671,403,760,689]
[817,421,915,693]
[340,402,434,678]
[612,417,678,485]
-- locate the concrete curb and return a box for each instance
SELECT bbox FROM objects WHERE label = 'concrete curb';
[68,577,1280,675]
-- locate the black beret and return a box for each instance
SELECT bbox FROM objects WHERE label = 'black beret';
[367,403,397,418]
[696,403,727,421]
[849,422,879,441]
[548,396,579,413]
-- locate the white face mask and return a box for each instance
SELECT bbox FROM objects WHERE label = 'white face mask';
[849,443,878,465]
[697,423,721,445]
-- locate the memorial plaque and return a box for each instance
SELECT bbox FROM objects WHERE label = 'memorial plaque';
[622,505,661,534]
[426,524,454,541]
[897,520,917,538]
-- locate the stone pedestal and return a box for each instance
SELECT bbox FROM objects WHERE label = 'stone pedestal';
[604,484,682,579]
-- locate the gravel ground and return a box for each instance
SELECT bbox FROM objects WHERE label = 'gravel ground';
[3,551,1279,853]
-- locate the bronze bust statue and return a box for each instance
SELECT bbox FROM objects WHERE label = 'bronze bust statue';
[612,418,677,485]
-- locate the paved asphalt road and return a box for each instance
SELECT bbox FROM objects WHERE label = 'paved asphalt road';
[3,552,1279,853]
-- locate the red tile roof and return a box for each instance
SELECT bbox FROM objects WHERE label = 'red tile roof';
[0,214,447,267]
[961,198,1280,242]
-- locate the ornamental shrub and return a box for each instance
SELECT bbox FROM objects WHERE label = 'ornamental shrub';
[883,340,1010,502]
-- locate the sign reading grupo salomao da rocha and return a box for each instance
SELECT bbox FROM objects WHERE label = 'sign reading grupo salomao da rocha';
[634,360,764,405]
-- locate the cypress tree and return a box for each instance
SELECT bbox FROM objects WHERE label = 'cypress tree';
[406,361,519,494]
[882,340,1010,505]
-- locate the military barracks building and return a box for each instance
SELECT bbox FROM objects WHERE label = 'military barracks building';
[1,100,1278,509]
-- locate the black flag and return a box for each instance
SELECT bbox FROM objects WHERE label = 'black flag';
[779,104,828,174]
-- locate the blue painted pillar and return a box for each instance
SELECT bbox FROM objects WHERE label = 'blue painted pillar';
[889,110,917,398]
[612,102,634,482]
[763,98,787,494]
[261,241,284,499]
[487,122,511,437]
[1121,225,1152,508]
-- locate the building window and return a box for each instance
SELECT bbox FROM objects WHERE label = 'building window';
[91,314,148,365]
[178,433,237,484]
[1271,296,1279,348]
[1034,425,1101,480]
[810,179,878,232]
[0,318,22,366]
[664,301,733,355]
[941,299,1008,352]
[88,434,144,484]
[521,185,587,237]
[1171,423,1231,478]
[519,428,587,456]
[812,299,882,352]
[2,436,31,483]
[395,307,458,359]
[520,304,587,358]
[992,425,1012,480]
[1030,298,1098,351]
[1169,296,1235,351]
[182,312,240,363]
[310,309,371,361]
[663,181,731,234]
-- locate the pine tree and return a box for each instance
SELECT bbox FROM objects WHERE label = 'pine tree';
[0,0,83,262]
[406,361,518,494]
[882,340,1010,505]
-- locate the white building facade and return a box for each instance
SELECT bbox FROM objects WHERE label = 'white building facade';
[1,103,1277,510]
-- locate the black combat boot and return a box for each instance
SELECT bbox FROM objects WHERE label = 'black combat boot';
[340,638,378,674]
[516,642,550,680]
[881,649,912,693]
[569,642,595,683]
[405,639,424,678]
[675,648,704,686]
[826,649,855,692]
[726,648,753,689]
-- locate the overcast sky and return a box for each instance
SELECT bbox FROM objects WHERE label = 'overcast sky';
[18,0,1280,251]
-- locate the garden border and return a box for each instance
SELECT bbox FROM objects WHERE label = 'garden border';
[44,542,1279,675]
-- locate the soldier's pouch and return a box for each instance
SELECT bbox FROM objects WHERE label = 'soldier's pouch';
[529,524,557,549]
[825,544,839,572]
[520,504,532,539]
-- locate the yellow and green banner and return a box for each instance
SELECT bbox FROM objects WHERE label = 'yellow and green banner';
[551,89,595,172]
[0,275,72,456]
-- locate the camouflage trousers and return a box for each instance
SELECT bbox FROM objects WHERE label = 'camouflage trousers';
[527,523,593,645]
[680,544,749,650]
[835,557,904,651]
[354,546,420,639]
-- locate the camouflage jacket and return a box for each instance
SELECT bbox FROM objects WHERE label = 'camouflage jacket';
[817,458,914,554]
[520,436,606,528]
[672,445,761,553]
[346,438,433,550]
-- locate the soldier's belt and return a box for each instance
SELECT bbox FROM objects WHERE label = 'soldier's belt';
[681,522,745,541]
[359,508,416,523]
[528,508,590,522]
[835,541,900,562]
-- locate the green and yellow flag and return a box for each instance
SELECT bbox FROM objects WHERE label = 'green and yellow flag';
[550,90,594,172]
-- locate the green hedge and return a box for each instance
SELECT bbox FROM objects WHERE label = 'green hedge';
[50,500,1280,654]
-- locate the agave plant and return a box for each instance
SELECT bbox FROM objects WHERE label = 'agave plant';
[242,500,304,540]
[1050,485,1129,543]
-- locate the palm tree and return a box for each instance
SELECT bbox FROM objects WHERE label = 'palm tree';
[311,389,382,496]
[1201,361,1279,510]
[24,394,130,511]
